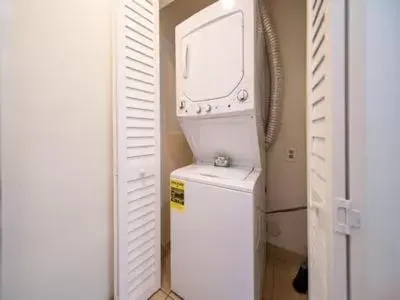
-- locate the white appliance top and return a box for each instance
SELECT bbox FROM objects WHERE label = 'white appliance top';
[177,164,252,180]
[171,164,261,192]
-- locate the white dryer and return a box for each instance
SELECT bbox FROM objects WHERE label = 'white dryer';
[170,164,266,300]
[174,0,266,171]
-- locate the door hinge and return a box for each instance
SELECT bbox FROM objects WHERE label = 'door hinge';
[334,198,361,235]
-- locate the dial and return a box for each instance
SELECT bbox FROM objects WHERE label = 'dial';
[237,89,249,102]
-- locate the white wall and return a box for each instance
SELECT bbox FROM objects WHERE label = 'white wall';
[266,0,307,212]
[350,1,400,299]
[0,0,113,299]
[266,210,307,255]
[265,0,307,255]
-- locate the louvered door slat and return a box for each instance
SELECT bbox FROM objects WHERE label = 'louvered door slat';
[126,90,155,104]
[128,1,155,23]
[127,138,155,149]
[125,29,154,52]
[134,0,154,12]
[126,71,155,88]
[125,37,155,60]
[116,0,160,299]
[126,57,155,80]
[307,0,347,299]
[126,49,155,69]
[126,99,155,110]
[126,81,155,96]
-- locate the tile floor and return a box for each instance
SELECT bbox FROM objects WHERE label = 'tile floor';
[149,290,180,300]
[264,245,308,300]
[149,244,307,300]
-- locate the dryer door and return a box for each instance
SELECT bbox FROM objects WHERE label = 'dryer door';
[176,4,244,102]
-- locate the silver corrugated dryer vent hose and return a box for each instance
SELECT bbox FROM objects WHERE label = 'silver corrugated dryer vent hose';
[258,0,284,150]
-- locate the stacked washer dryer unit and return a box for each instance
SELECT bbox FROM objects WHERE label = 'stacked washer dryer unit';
[170,0,267,299]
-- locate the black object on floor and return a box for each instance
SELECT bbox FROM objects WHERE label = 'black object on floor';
[292,260,308,294]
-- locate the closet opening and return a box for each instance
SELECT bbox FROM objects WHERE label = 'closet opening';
[159,0,307,299]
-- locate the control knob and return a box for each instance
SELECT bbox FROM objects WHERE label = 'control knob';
[237,89,249,102]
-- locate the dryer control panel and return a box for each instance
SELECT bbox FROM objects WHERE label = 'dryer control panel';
[177,86,255,117]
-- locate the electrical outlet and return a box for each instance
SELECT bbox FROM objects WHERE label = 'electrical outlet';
[287,148,297,162]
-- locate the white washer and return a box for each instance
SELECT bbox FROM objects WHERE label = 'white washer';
[170,164,266,300]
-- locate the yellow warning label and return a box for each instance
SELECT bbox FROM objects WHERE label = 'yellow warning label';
[170,179,185,211]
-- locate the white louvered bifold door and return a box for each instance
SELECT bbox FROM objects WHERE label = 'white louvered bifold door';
[115,0,161,299]
[307,0,347,299]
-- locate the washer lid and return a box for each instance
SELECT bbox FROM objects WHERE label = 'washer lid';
[171,164,260,192]
[181,164,252,180]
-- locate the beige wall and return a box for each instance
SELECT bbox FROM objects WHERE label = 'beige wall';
[160,0,216,246]
[265,0,307,255]
[1,0,113,298]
